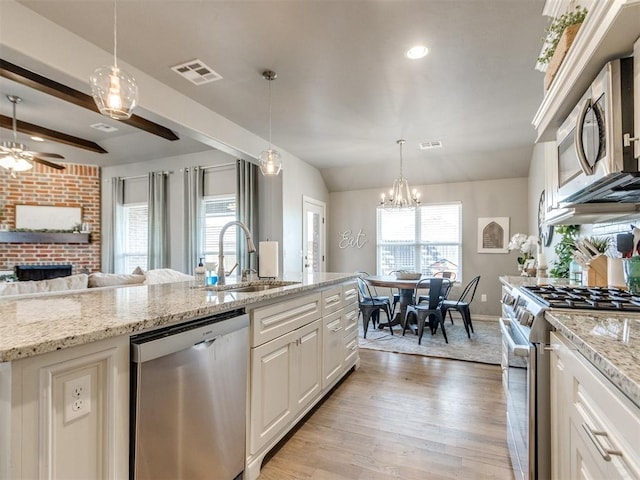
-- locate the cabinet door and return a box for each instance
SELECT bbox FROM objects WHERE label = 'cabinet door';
[249,330,295,455]
[322,311,344,389]
[294,319,322,411]
[550,334,570,480]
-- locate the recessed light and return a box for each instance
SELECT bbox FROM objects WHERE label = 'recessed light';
[30,136,45,142]
[406,45,429,59]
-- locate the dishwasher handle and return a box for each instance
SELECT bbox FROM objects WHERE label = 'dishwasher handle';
[132,312,249,364]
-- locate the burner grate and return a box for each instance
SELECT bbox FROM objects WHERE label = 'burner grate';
[521,285,640,312]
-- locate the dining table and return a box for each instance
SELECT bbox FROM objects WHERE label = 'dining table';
[364,275,433,333]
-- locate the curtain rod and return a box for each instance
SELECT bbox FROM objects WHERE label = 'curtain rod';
[118,171,173,181]
[201,162,236,170]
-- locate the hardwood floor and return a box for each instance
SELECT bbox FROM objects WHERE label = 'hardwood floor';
[258,349,514,480]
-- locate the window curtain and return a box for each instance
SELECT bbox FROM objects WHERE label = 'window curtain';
[148,171,169,269]
[184,166,204,274]
[236,159,258,272]
[106,177,124,273]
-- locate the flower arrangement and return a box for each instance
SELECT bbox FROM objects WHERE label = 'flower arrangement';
[537,5,588,65]
[508,233,539,265]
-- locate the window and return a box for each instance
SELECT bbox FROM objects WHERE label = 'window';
[120,203,148,273]
[201,195,237,271]
[377,203,462,279]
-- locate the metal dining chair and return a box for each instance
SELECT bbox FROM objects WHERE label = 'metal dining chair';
[357,277,394,338]
[418,271,455,306]
[440,275,480,339]
[404,277,450,344]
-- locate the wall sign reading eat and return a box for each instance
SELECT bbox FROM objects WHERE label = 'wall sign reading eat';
[338,229,368,249]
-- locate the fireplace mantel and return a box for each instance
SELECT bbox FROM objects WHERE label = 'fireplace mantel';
[0,232,90,244]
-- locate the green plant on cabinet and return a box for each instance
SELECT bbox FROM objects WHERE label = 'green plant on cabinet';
[537,5,588,65]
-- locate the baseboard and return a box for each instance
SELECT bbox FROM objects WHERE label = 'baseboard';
[473,314,499,322]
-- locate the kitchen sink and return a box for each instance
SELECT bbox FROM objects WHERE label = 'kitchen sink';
[206,281,300,293]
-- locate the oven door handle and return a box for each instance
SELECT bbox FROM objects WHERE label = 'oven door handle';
[499,318,531,357]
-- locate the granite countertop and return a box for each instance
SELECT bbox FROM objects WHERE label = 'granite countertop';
[499,275,571,288]
[0,272,357,362]
[546,310,640,409]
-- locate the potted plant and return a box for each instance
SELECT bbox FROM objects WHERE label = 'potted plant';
[549,225,580,278]
[538,5,588,90]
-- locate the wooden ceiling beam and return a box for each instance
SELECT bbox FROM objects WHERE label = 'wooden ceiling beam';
[0,115,108,154]
[0,59,179,142]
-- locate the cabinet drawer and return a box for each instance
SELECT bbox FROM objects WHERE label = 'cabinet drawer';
[551,333,640,478]
[322,286,343,315]
[251,293,321,347]
[344,330,358,367]
[343,304,358,337]
[342,281,358,307]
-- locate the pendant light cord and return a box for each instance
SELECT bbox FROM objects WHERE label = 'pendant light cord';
[398,140,405,179]
[113,0,118,69]
[267,78,273,149]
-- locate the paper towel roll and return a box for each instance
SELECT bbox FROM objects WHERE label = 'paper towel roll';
[259,241,279,278]
[607,257,626,288]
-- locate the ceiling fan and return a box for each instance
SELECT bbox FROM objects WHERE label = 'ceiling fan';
[0,95,66,177]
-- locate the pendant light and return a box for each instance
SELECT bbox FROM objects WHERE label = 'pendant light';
[259,70,282,176]
[379,140,421,208]
[89,0,138,120]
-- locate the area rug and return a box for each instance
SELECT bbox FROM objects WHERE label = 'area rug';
[358,317,502,365]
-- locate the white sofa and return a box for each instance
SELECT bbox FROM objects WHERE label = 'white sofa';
[0,269,193,297]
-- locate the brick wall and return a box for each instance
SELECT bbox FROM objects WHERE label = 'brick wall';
[0,163,101,273]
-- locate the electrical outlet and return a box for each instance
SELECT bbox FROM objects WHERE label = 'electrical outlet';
[481,294,487,302]
[64,374,91,423]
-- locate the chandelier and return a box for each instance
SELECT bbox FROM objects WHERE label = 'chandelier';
[89,0,138,120]
[258,70,282,176]
[380,139,421,208]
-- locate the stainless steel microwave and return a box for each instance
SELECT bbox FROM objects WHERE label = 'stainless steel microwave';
[556,57,636,205]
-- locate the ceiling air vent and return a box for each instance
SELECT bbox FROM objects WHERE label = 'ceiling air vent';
[419,141,443,150]
[90,123,118,133]
[171,59,222,85]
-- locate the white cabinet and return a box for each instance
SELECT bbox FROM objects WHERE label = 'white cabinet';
[249,318,321,455]
[322,311,344,388]
[247,280,359,480]
[6,335,129,480]
[550,332,640,480]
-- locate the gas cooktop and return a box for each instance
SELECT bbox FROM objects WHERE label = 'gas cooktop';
[521,285,640,312]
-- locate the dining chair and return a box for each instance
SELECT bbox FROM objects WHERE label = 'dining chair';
[403,277,450,344]
[418,271,454,305]
[357,277,394,338]
[440,275,480,339]
[355,272,394,321]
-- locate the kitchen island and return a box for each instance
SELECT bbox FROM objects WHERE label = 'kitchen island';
[0,272,359,480]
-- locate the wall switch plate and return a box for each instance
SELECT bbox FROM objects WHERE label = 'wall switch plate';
[64,374,91,423]
[481,294,487,302]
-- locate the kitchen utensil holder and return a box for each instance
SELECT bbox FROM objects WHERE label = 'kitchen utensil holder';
[585,255,608,287]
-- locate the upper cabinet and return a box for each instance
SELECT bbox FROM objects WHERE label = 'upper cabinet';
[533,0,640,142]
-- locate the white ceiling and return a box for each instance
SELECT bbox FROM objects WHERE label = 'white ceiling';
[4,0,548,191]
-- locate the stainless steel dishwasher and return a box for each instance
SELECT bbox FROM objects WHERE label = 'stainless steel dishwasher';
[130,309,248,480]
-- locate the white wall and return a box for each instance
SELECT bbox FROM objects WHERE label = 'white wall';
[328,177,529,317]
[282,158,329,273]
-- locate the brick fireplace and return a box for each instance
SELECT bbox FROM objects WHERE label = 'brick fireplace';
[0,163,101,274]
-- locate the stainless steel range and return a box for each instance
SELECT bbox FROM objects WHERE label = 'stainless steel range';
[500,282,640,480]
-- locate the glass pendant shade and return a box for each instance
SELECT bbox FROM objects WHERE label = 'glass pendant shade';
[90,65,138,120]
[379,139,421,208]
[259,148,282,176]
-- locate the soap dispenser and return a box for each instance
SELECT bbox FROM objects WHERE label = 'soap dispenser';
[195,258,206,286]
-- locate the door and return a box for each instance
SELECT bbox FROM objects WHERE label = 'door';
[302,196,326,273]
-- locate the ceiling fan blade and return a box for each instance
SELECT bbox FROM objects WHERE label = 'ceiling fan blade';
[31,152,65,159]
[31,156,65,170]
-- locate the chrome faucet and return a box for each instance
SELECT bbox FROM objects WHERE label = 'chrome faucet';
[217,221,256,286]
[241,268,258,282]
